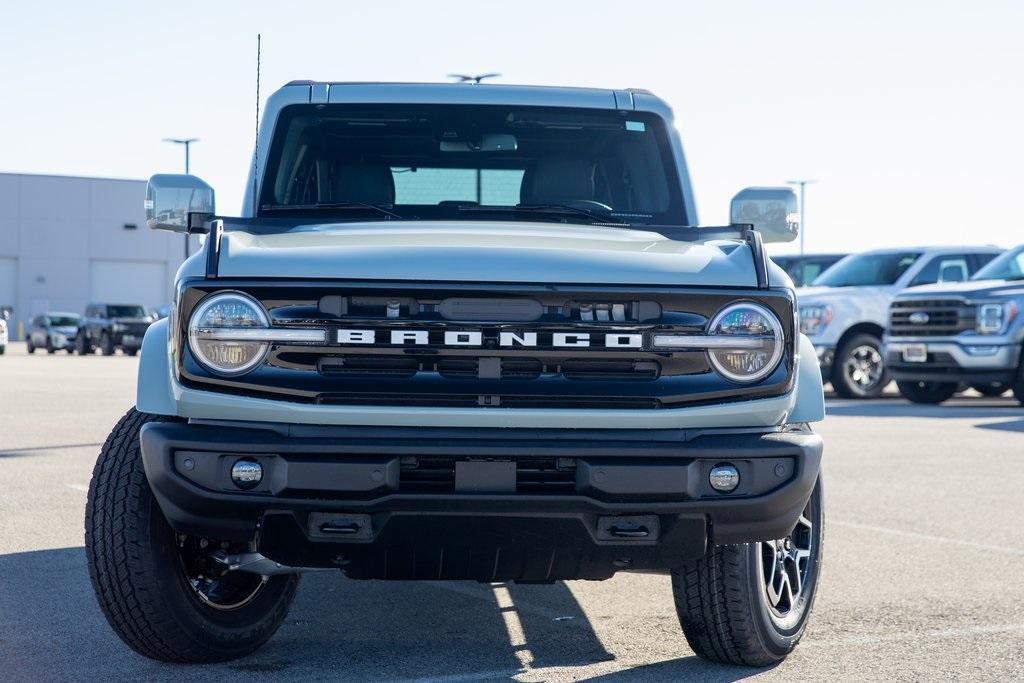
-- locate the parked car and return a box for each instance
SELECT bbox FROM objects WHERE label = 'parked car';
[26,312,81,353]
[76,303,155,356]
[885,244,1024,404]
[0,308,9,354]
[798,246,1001,398]
[772,253,847,287]
[85,80,826,667]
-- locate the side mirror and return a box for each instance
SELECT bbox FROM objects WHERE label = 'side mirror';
[730,187,800,243]
[145,174,215,232]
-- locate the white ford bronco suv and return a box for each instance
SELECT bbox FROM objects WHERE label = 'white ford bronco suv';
[85,81,826,667]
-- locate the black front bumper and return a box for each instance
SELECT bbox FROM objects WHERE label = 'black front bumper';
[140,422,822,581]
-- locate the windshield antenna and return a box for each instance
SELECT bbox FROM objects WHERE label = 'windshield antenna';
[252,33,261,215]
[447,73,501,84]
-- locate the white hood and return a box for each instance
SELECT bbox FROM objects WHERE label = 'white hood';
[217,221,762,287]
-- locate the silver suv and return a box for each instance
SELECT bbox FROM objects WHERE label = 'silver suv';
[798,246,1000,398]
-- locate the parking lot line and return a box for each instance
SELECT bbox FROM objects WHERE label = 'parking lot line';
[833,520,1024,557]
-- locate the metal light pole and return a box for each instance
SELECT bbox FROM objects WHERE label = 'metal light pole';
[786,179,816,257]
[163,137,199,259]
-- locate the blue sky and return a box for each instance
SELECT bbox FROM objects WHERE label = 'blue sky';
[1,0,1021,254]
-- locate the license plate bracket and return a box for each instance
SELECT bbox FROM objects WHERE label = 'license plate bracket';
[902,344,928,363]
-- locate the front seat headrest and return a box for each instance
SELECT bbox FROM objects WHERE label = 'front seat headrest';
[520,157,595,205]
[331,163,395,205]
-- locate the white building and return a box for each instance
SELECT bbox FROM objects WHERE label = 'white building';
[0,172,197,340]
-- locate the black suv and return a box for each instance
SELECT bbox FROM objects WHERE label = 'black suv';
[76,303,154,356]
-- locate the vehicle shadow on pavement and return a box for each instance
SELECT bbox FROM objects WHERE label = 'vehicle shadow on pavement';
[0,546,653,682]
[581,657,769,682]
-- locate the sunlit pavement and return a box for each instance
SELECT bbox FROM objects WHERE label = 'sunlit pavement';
[1,341,1022,682]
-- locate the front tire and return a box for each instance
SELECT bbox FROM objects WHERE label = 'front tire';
[831,333,888,399]
[85,409,299,663]
[76,334,93,355]
[100,333,115,356]
[971,383,1007,397]
[671,476,824,666]
[897,380,957,404]
[26,338,35,354]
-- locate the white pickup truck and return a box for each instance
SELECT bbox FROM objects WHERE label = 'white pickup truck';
[798,246,1000,398]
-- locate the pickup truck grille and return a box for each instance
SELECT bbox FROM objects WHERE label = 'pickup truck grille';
[177,281,796,409]
[889,299,975,337]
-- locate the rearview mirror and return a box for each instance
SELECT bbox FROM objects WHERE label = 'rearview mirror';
[939,263,966,283]
[440,133,518,153]
[730,187,799,243]
[145,174,216,232]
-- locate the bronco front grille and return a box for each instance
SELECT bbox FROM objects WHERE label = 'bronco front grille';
[890,299,975,336]
[177,280,796,409]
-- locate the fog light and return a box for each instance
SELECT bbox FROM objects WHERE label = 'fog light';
[709,464,740,492]
[231,458,263,490]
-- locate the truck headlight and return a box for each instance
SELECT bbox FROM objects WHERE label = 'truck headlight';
[111,323,125,333]
[976,302,1017,335]
[799,305,832,336]
[654,302,785,383]
[188,292,271,375]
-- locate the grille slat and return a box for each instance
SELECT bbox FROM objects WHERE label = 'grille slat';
[398,457,576,494]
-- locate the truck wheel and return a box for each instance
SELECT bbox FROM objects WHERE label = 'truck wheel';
[896,380,957,404]
[831,334,888,399]
[26,339,35,354]
[125,348,138,357]
[671,476,824,666]
[46,337,56,354]
[971,383,1007,397]
[1012,365,1024,406]
[100,333,115,356]
[85,409,300,663]
[76,334,92,355]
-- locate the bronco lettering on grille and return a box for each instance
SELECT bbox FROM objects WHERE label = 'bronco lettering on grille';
[336,329,644,349]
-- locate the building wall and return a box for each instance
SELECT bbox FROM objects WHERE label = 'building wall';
[0,173,198,340]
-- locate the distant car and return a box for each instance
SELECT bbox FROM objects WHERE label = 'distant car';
[76,303,155,356]
[27,312,81,353]
[0,309,9,355]
[772,253,847,287]
[798,246,1001,398]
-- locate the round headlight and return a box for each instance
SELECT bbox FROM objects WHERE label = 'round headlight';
[706,303,785,383]
[188,292,270,376]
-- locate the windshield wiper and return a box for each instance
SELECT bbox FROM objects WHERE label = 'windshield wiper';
[260,202,406,221]
[458,203,630,226]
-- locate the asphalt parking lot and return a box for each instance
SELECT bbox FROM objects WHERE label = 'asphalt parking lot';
[1,342,1022,682]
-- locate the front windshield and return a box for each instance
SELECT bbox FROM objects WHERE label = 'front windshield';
[972,246,1024,280]
[259,104,685,225]
[107,305,147,318]
[47,315,79,327]
[812,252,922,287]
